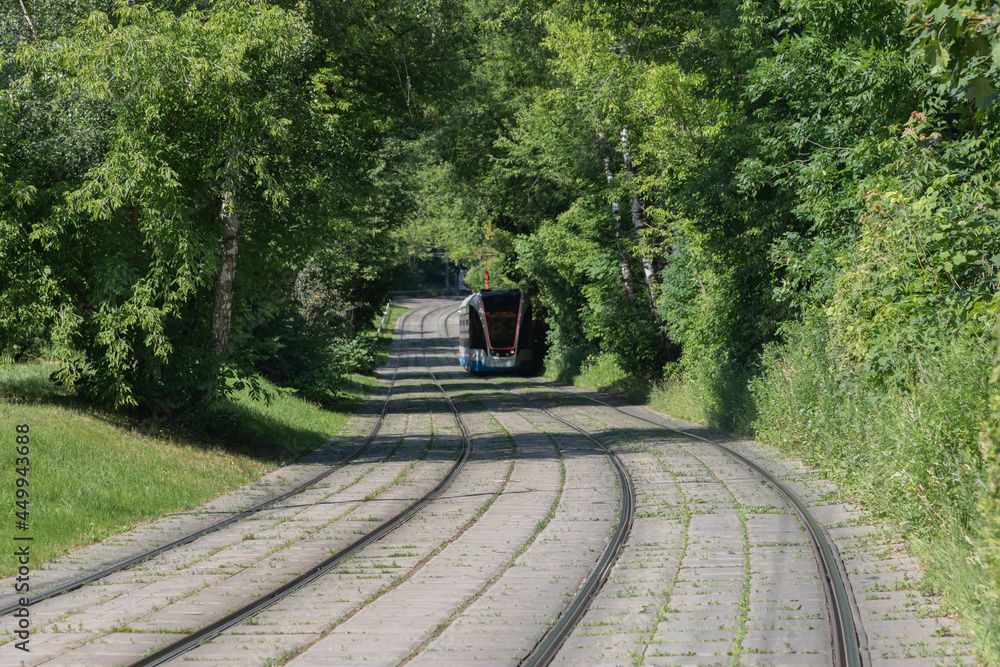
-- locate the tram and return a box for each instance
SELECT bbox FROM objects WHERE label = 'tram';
[457,289,533,373]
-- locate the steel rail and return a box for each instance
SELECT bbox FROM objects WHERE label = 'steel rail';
[0,309,415,618]
[521,378,865,667]
[129,305,472,667]
[429,305,637,667]
[519,406,635,667]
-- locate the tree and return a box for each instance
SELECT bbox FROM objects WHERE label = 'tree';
[1,1,330,409]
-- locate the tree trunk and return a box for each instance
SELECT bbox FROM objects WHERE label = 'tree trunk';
[597,125,635,301]
[612,200,635,301]
[18,0,38,42]
[210,190,240,355]
[620,127,680,361]
[620,128,657,296]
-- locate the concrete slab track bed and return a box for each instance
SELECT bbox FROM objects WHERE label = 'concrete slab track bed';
[0,297,978,666]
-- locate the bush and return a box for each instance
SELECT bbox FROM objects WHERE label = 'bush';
[979,326,1000,651]
[249,309,374,406]
[753,321,987,530]
[329,336,375,375]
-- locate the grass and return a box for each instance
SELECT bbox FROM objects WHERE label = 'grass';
[204,377,352,462]
[648,354,756,434]
[0,303,408,578]
[203,302,407,460]
[648,377,710,426]
[554,353,651,405]
[0,365,270,576]
[370,303,408,370]
[559,351,750,428]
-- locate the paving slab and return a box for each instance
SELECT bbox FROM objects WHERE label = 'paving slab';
[1,300,983,667]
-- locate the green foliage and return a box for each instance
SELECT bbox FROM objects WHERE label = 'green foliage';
[572,352,651,404]
[580,271,666,378]
[249,235,395,406]
[906,0,1000,108]
[979,325,1000,650]
[517,202,599,380]
[516,197,666,379]
[826,178,1000,385]
[754,322,986,529]
[1,0,114,50]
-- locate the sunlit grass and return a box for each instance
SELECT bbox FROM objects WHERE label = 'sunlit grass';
[568,353,651,405]
[648,377,711,425]
[371,303,407,370]
[0,388,268,576]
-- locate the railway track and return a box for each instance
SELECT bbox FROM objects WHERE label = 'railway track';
[131,308,474,666]
[436,304,863,665]
[0,298,889,666]
[430,305,637,666]
[0,308,466,664]
[150,303,623,665]
[485,370,865,666]
[0,308,416,618]
[97,304,489,666]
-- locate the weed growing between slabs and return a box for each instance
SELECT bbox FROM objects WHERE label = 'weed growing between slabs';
[0,304,407,578]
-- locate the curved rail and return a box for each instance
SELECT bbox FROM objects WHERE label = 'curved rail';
[520,407,635,666]
[522,379,865,667]
[0,309,415,618]
[130,305,473,667]
[429,305,637,667]
[438,300,860,665]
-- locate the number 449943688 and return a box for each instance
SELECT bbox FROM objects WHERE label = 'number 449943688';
[15,424,29,530]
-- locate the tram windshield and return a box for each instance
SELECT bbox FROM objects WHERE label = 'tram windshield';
[482,292,521,350]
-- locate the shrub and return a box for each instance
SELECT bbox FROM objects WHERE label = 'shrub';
[979,326,1000,650]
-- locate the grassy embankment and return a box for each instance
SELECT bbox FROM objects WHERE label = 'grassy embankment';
[557,340,997,664]
[0,303,407,577]
[560,354,653,405]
